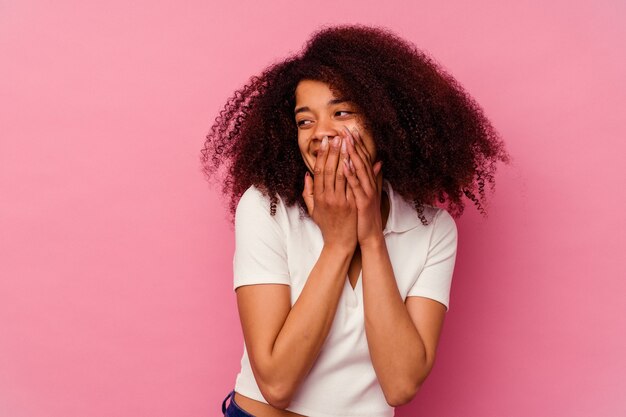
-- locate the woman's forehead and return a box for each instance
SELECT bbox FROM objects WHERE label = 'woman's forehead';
[294,80,353,110]
[295,79,334,98]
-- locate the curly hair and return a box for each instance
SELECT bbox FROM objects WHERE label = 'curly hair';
[200,23,510,226]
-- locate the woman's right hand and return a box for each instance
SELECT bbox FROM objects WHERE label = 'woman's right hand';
[302,132,357,250]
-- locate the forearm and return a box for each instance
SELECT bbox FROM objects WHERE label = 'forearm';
[361,236,428,405]
[268,243,353,402]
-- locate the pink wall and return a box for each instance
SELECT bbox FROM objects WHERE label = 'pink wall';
[1,1,624,416]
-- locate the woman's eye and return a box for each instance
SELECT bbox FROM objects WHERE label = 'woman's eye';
[296,111,353,128]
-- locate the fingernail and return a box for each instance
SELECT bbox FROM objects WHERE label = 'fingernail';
[341,138,347,153]
[321,136,328,149]
[332,136,340,147]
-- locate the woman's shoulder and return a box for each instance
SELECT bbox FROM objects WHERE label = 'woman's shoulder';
[238,184,280,206]
[423,205,457,239]
[421,204,456,230]
[236,184,291,221]
[238,183,267,204]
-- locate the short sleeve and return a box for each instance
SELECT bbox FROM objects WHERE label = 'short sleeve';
[407,208,458,312]
[232,186,291,291]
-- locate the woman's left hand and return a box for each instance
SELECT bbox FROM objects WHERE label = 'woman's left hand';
[341,126,384,248]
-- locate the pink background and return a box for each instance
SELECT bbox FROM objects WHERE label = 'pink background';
[1,1,624,416]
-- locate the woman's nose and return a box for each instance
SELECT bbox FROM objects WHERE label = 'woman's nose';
[312,119,343,141]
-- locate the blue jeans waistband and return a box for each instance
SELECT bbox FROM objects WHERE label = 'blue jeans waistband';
[222,390,256,417]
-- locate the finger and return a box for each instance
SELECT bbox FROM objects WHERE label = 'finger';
[324,135,342,193]
[302,171,314,216]
[353,127,372,164]
[373,160,383,195]
[344,153,368,204]
[345,126,375,188]
[356,140,377,189]
[345,129,375,195]
[335,136,348,200]
[346,176,356,208]
[373,160,382,175]
[313,135,329,197]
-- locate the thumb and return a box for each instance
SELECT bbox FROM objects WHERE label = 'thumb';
[303,171,314,216]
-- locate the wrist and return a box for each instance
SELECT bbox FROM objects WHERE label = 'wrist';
[323,241,357,257]
[359,233,386,251]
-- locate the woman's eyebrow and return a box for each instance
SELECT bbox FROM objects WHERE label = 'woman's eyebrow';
[294,98,351,115]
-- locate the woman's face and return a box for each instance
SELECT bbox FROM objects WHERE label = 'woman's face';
[294,79,377,174]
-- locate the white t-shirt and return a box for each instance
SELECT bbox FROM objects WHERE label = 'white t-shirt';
[232,178,458,417]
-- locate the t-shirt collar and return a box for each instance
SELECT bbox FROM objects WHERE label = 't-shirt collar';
[382,178,423,234]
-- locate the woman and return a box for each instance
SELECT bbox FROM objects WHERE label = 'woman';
[202,24,509,417]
